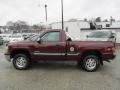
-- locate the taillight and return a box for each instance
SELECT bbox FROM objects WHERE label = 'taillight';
[112,47,116,53]
[104,47,116,52]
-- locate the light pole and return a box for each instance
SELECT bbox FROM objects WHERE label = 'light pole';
[61,0,64,30]
[38,4,48,23]
[45,4,48,22]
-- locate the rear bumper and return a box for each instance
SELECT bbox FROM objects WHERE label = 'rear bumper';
[4,53,11,62]
[111,55,116,60]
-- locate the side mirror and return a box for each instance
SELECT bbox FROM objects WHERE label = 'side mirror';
[37,39,42,44]
[67,37,72,41]
[37,40,41,44]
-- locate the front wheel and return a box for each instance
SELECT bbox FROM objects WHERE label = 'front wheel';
[12,54,30,70]
[81,55,100,72]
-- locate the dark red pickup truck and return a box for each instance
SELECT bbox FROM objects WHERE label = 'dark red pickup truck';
[4,30,116,72]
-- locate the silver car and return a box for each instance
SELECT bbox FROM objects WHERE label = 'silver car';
[0,36,3,45]
[86,30,116,43]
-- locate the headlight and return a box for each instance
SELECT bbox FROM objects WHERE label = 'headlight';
[5,45,10,54]
[5,46,8,53]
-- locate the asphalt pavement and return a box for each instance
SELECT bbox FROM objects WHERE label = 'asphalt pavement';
[0,44,120,90]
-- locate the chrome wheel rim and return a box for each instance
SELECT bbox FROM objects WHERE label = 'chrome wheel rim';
[85,58,97,70]
[16,57,27,68]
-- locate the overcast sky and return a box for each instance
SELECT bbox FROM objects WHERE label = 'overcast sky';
[0,0,120,25]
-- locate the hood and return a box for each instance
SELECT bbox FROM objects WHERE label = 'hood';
[8,40,37,46]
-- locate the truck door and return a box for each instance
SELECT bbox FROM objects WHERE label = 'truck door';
[34,31,66,61]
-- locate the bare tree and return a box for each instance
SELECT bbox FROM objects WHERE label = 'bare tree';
[68,19,78,22]
[103,19,108,22]
[95,17,101,22]
[84,18,87,22]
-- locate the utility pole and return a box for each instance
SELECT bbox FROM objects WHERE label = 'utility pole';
[61,0,64,30]
[45,4,48,22]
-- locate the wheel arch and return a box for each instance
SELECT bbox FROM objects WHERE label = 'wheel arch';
[11,49,31,60]
[80,50,103,65]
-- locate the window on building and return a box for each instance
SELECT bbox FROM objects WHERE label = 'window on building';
[106,24,110,27]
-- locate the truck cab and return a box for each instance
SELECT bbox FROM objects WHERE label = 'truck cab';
[32,30,79,61]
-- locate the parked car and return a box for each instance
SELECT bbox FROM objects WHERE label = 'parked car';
[27,34,39,41]
[86,30,116,42]
[22,34,28,40]
[8,34,24,43]
[22,33,37,40]
[5,30,116,72]
[0,36,3,45]
[0,34,11,43]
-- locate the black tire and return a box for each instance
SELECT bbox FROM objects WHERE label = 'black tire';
[12,54,30,70]
[81,55,100,72]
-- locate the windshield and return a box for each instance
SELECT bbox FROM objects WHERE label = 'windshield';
[28,35,39,41]
[88,31,112,38]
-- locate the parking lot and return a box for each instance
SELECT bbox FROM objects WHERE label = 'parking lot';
[0,44,120,90]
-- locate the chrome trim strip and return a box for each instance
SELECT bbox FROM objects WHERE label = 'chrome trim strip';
[34,51,41,53]
[33,53,65,56]
[33,52,79,56]
[67,53,79,56]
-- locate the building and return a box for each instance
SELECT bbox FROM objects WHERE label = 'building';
[50,20,90,40]
[50,20,120,43]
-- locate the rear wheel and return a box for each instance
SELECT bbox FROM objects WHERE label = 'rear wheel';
[12,54,30,70]
[81,55,100,72]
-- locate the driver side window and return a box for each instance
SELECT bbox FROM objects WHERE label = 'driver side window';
[41,31,60,41]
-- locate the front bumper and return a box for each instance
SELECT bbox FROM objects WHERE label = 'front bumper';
[4,53,11,62]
